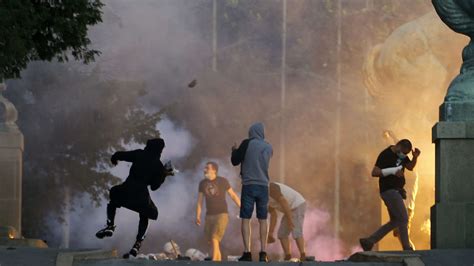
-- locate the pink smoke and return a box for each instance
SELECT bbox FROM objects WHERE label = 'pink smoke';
[303,207,345,261]
[267,207,358,261]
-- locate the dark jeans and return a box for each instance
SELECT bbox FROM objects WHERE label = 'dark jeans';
[240,184,269,219]
[367,189,413,250]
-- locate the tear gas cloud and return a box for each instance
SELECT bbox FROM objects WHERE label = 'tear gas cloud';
[9,0,468,261]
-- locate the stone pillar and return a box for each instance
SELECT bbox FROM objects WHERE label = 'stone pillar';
[431,0,474,249]
[0,82,23,236]
[432,122,474,248]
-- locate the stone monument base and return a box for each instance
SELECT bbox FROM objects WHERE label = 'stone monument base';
[431,202,474,248]
[440,102,474,121]
[431,121,474,248]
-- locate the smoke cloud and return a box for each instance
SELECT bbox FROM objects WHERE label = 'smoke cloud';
[9,0,466,261]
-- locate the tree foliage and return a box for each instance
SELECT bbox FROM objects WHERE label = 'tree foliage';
[0,0,104,79]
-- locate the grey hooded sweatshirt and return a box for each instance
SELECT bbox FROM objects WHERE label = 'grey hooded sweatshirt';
[231,122,273,186]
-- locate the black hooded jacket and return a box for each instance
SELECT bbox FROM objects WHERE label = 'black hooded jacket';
[109,138,168,220]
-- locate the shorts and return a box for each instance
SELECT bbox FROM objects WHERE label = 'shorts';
[205,213,229,241]
[240,184,269,219]
[278,202,306,239]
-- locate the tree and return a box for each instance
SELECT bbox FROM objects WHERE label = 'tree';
[5,62,162,242]
[0,0,103,79]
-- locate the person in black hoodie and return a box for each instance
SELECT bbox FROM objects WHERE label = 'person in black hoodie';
[95,138,174,258]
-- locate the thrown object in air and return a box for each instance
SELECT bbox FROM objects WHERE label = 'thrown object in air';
[188,79,197,88]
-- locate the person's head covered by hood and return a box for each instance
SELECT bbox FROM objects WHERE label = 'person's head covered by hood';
[145,138,165,157]
[248,122,265,140]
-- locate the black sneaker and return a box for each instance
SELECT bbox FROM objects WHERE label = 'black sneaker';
[95,224,116,239]
[359,238,374,251]
[238,252,252,262]
[122,240,142,259]
[259,252,268,262]
[129,241,142,257]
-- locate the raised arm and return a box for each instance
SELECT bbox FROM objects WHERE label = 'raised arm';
[405,148,421,171]
[231,140,249,166]
[111,150,140,165]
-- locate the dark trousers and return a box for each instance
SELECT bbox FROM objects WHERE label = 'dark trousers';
[367,189,413,250]
[107,202,148,241]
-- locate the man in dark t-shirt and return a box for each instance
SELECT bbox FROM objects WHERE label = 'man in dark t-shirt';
[360,139,420,251]
[196,162,241,261]
[376,145,411,194]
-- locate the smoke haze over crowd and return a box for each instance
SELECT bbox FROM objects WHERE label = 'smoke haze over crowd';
[4,0,468,261]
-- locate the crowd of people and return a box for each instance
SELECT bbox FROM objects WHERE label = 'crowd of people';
[94,121,421,261]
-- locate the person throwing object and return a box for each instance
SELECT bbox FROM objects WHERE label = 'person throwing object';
[95,138,175,258]
[231,122,273,262]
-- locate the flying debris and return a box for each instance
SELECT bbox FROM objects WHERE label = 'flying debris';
[188,79,197,88]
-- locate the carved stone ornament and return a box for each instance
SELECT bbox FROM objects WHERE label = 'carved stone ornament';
[0,82,19,130]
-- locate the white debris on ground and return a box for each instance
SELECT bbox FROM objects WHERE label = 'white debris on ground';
[163,240,181,259]
[185,248,207,261]
[131,240,207,261]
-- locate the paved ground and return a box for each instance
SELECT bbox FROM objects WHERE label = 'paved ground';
[0,246,59,266]
[370,250,474,266]
[77,260,401,266]
[1,246,474,266]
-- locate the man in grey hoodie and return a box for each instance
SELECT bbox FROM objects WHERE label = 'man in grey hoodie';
[231,122,273,262]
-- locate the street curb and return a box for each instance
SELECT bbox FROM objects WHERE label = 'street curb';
[55,249,117,266]
[348,251,424,266]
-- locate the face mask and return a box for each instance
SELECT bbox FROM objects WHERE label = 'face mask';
[397,152,407,159]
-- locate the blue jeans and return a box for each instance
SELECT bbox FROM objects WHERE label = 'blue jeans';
[240,184,269,219]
